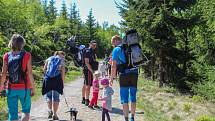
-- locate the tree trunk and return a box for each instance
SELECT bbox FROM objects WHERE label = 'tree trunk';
[183,29,188,74]
[158,49,165,87]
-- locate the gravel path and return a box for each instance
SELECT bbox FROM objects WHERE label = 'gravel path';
[30,77,144,121]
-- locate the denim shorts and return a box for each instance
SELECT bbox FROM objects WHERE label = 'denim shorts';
[44,90,60,102]
[6,89,31,121]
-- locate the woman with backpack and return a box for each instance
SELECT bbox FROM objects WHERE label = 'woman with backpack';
[42,51,65,120]
[0,34,35,121]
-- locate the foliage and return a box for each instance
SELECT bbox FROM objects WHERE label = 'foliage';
[117,0,215,99]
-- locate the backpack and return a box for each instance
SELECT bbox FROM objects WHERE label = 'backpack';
[46,56,62,78]
[66,36,79,54]
[120,29,145,68]
[7,51,26,84]
[74,46,86,67]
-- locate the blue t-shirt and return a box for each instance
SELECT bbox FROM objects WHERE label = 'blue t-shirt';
[112,45,138,73]
[112,46,126,65]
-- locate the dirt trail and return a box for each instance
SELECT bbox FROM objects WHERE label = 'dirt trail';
[30,77,144,121]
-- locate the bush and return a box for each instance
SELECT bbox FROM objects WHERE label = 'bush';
[191,64,215,100]
[192,81,215,100]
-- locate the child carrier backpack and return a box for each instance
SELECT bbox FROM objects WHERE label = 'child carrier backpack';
[121,29,145,68]
[46,56,61,78]
[66,36,79,54]
[66,36,86,68]
[74,45,86,67]
[8,51,27,84]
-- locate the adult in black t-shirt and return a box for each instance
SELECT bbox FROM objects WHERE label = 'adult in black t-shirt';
[81,40,97,106]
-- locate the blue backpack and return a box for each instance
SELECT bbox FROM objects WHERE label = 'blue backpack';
[7,51,26,84]
[46,56,62,78]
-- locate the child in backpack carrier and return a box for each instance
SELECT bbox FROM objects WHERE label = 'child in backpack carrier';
[99,78,114,121]
[88,71,101,110]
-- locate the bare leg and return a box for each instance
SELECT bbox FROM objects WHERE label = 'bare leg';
[123,103,129,119]
[131,102,136,117]
[53,102,59,116]
[85,85,91,100]
[82,85,86,98]
[21,113,30,121]
[47,101,52,111]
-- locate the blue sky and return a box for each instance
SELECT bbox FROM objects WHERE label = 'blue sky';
[53,0,123,26]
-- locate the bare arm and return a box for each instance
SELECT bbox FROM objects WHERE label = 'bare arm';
[27,55,35,96]
[43,60,48,72]
[0,57,7,91]
[110,60,117,86]
[85,58,93,73]
[61,65,65,82]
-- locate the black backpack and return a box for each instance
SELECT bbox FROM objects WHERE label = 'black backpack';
[66,37,79,54]
[73,47,86,67]
[7,51,28,100]
[7,51,27,84]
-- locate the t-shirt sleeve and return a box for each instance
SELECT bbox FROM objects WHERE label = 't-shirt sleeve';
[107,87,114,95]
[112,47,119,61]
[83,49,91,59]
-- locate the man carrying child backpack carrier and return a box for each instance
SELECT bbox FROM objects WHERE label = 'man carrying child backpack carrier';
[0,34,36,121]
[42,51,65,120]
[110,29,146,121]
[81,40,99,106]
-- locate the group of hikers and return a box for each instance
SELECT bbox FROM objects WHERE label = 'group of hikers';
[0,29,143,121]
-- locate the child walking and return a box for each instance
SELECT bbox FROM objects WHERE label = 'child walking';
[99,78,114,121]
[88,71,100,110]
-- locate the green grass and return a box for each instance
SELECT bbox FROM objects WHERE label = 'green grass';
[183,102,192,112]
[0,98,7,120]
[196,115,215,121]
[137,77,170,121]
[137,97,169,121]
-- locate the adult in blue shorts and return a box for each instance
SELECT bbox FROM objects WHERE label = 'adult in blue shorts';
[110,35,138,121]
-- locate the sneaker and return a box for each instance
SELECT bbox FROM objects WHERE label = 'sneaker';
[81,99,85,104]
[93,105,100,109]
[85,99,89,106]
[88,105,95,110]
[48,111,53,119]
[130,117,135,121]
[53,115,59,120]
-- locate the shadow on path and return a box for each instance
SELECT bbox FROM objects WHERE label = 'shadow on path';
[110,107,123,115]
[136,111,144,115]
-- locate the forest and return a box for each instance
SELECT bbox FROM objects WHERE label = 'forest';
[0,1,215,119]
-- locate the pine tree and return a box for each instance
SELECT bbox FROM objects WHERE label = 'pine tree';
[47,0,57,24]
[42,0,48,17]
[60,0,67,20]
[117,0,199,88]
[85,8,97,42]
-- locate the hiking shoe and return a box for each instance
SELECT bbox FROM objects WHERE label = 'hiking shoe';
[88,105,95,110]
[85,99,89,106]
[81,99,85,104]
[130,117,135,121]
[53,115,59,120]
[93,105,100,109]
[48,111,53,119]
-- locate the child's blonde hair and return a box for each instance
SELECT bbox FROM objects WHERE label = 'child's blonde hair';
[93,71,100,77]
